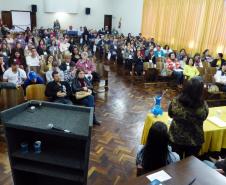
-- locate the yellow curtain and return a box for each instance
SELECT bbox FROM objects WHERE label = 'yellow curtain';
[142,0,226,56]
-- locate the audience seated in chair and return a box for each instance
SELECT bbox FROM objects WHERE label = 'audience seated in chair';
[26,47,41,71]
[59,51,72,72]
[9,51,27,70]
[166,52,183,88]
[71,47,81,63]
[45,71,72,105]
[145,49,156,67]
[136,121,180,174]
[40,55,54,77]
[11,42,24,58]
[46,61,64,83]
[71,69,100,125]
[24,71,44,90]
[194,53,203,68]
[183,57,200,80]
[76,52,99,82]
[64,61,77,85]
[48,40,59,56]
[214,62,226,92]
[177,48,187,61]
[201,49,213,63]
[37,39,49,56]
[134,50,145,76]
[211,53,226,68]
[163,45,172,57]
[154,45,164,58]
[179,55,188,70]
[123,43,135,75]
[3,61,27,86]
[1,42,10,60]
[0,54,6,81]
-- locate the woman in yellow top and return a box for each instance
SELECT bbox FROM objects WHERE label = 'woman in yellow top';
[40,55,55,81]
[40,55,54,76]
[183,58,200,80]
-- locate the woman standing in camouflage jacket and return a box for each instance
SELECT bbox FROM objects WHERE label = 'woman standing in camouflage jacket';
[168,77,209,159]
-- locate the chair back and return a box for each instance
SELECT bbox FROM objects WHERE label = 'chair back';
[202,61,210,69]
[26,84,47,101]
[156,61,164,71]
[203,74,214,84]
[143,62,151,70]
[197,67,205,77]
[0,86,25,111]
[205,67,217,75]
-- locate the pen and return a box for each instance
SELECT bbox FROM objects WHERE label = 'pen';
[188,177,196,185]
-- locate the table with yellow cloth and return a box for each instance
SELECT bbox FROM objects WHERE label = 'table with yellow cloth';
[141,107,226,155]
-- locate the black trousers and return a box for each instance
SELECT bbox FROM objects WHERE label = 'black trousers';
[171,143,201,159]
[134,65,143,76]
[125,59,133,71]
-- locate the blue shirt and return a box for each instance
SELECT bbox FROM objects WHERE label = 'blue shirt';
[154,50,165,58]
[24,76,44,89]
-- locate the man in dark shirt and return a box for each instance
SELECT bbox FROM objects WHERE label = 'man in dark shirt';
[211,53,226,68]
[45,71,72,105]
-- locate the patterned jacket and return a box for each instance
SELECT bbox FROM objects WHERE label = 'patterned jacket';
[168,97,209,147]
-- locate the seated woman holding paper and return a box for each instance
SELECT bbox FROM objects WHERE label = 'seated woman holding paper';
[136,121,180,173]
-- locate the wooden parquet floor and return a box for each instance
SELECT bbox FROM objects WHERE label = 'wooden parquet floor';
[0,64,177,185]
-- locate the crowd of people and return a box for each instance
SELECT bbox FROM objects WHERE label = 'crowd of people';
[0,22,226,174]
[1,23,226,90]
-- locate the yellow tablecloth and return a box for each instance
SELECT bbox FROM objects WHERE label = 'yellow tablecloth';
[141,107,226,155]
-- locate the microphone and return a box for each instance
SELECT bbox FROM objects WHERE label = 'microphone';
[47,124,71,133]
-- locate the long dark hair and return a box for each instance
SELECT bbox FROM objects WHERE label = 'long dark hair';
[142,122,169,171]
[179,77,204,108]
[76,69,85,78]
[186,57,194,66]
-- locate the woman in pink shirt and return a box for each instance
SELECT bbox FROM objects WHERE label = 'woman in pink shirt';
[76,52,99,82]
[166,52,183,88]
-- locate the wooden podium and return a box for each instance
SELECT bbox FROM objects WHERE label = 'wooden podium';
[1,101,93,185]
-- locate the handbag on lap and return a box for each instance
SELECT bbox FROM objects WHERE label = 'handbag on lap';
[75,89,92,100]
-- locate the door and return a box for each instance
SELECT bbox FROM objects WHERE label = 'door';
[1,11,12,28]
[30,12,37,30]
[104,15,112,32]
